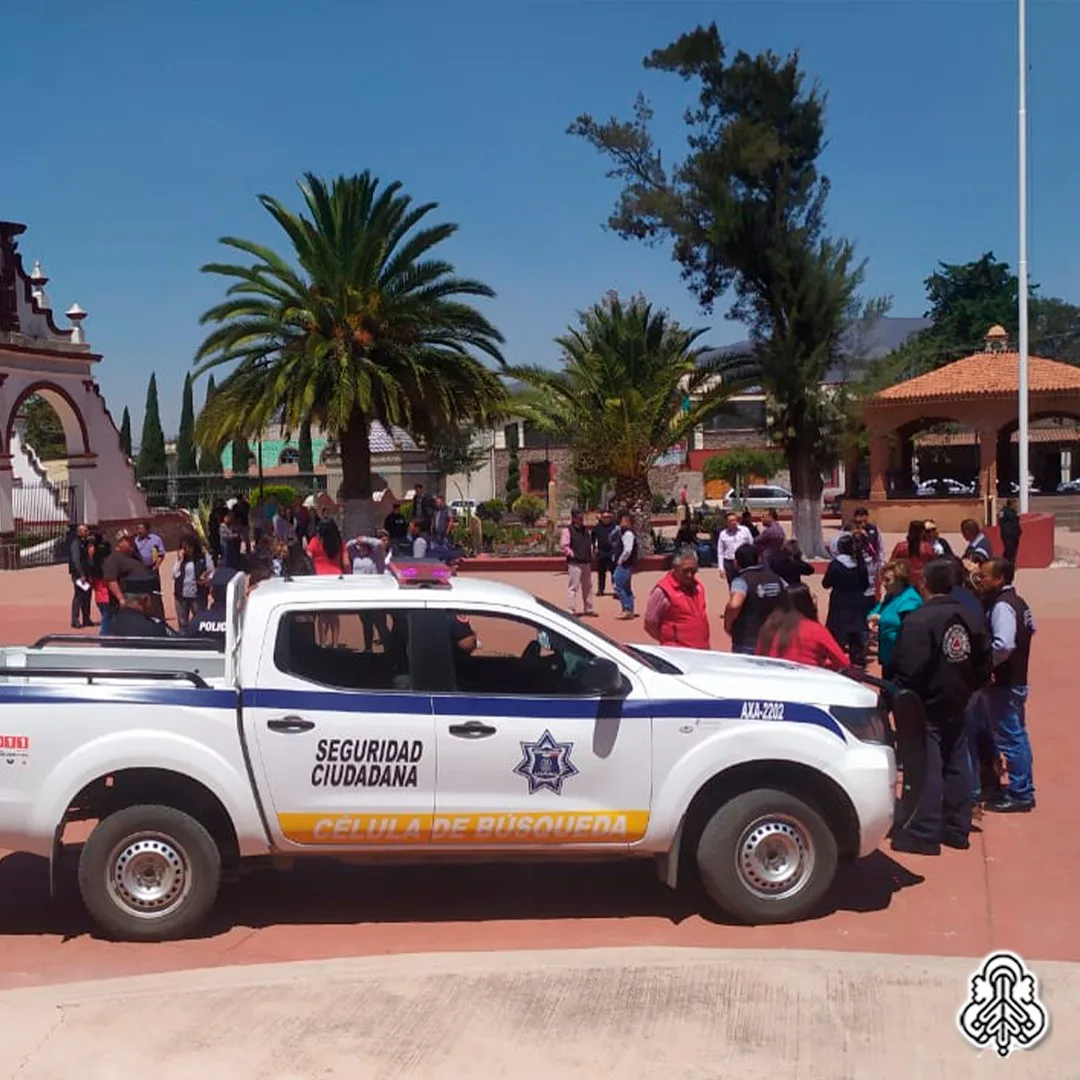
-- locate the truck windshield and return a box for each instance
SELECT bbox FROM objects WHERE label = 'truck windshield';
[534,598,683,674]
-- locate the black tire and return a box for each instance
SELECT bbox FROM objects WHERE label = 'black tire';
[695,788,838,925]
[78,804,222,942]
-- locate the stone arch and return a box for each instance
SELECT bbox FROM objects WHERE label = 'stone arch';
[4,379,91,456]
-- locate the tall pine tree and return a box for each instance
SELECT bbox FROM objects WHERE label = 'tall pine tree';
[198,375,223,474]
[136,373,167,479]
[298,419,314,473]
[118,406,132,458]
[177,373,198,474]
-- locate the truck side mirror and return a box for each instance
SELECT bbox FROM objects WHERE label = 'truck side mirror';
[579,657,625,697]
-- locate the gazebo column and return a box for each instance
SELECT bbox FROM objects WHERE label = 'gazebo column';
[869,433,889,502]
[978,430,998,498]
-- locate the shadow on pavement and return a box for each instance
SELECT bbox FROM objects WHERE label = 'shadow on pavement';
[0,847,923,941]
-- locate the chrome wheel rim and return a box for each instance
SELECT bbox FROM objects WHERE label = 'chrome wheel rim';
[734,813,815,901]
[105,832,192,920]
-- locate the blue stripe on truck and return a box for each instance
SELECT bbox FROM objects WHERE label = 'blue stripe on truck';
[0,684,844,739]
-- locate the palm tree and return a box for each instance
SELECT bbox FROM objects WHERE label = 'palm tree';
[193,172,507,532]
[509,293,757,539]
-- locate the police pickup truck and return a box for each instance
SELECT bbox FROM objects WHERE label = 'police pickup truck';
[0,562,896,941]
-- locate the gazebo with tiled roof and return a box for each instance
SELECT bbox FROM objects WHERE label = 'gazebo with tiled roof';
[858,325,1080,529]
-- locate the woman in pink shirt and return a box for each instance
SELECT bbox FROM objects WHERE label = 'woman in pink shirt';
[305,519,349,646]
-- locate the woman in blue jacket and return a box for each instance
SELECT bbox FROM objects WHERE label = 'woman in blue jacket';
[868,559,923,672]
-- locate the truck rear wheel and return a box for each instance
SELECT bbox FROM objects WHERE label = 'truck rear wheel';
[695,788,838,924]
[78,805,222,942]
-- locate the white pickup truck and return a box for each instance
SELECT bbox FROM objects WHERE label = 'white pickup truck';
[0,563,897,941]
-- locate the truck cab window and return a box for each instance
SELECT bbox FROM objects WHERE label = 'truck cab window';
[274,609,414,691]
[447,610,601,697]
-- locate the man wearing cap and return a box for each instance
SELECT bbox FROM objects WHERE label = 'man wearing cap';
[102,529,157,626]
[103,575,172,639]
[183,567,240,649]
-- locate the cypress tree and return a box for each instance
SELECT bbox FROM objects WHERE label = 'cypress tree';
[505,424,521,504]
[230,434,251,475]
[119,406,132,458]
[298,419,314,473]
[136,372,167,479]
[197,375,223,474]
[177,372,198,474]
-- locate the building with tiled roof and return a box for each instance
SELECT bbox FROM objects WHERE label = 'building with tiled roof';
[858,326,1080,524]
[870,326,1080,404]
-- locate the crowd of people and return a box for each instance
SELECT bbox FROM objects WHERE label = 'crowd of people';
[63,483,471,647]
[64,492,1036,859]
[633,504,1035,857]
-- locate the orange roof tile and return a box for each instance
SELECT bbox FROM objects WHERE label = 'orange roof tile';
[870,350,1080,404]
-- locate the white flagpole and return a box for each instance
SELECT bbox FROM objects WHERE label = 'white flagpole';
[1018,0,1031,514]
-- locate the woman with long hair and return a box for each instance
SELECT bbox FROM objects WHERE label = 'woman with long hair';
[306,518,348,647]
[172,533,213,627]
[756,584,850,671]
[771,539,815,587]
[307,518,348,576]
[889,519,936,587]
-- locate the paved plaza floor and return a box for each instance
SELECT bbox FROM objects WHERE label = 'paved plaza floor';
[0,535,1076,1073]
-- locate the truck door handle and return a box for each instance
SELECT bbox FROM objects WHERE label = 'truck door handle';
[448,721,497,739]
[267,716,315,734]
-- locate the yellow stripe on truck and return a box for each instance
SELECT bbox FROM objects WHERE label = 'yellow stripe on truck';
[277,810,650,845]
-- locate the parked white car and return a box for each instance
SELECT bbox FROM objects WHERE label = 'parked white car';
[915,478,976,497]
[721,485,794,512]
[0,566,895,941]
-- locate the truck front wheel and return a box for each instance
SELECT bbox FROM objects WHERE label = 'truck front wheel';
[695,788,838,924]
[78,805,222,942]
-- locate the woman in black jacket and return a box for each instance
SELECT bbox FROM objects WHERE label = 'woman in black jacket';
[822,532,871,667]
[771,539,815,586]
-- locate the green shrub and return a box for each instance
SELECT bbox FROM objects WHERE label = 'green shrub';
[255,484,298,508]
[477,498,507,522]
[512,492,546,525]
[651,492,669,513]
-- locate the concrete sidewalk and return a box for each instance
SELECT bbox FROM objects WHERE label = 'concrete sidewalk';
[2,947,1076,1079]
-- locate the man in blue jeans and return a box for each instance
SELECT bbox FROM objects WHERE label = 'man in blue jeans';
[974,557,1036,812]
[612,513,639,620]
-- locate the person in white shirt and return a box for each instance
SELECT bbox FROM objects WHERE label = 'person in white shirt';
[717,512,753,585]
[409,518,429,559]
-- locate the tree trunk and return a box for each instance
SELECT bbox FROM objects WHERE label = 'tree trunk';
[613,473,653,553]
[338,410,376,537]
[789,449,826,557]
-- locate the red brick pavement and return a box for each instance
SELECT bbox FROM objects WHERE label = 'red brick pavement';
[0,557,1076,989]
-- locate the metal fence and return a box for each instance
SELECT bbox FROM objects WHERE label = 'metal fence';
[11,479,76,567]
[139,472,330,511]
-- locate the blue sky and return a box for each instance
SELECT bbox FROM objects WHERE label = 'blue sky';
[3,1,1077,436]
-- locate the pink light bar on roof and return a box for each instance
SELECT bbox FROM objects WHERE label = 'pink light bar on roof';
[389,560,453,586]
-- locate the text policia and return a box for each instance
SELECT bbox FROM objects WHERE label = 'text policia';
[277,811,651,845]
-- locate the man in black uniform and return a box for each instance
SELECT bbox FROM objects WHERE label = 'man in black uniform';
[723,542,786,654]
[104,576,172,640]
[183,567,240,649]
[889,558,990,855]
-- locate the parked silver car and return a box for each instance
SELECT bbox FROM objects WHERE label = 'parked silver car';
[721,484,794,512]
